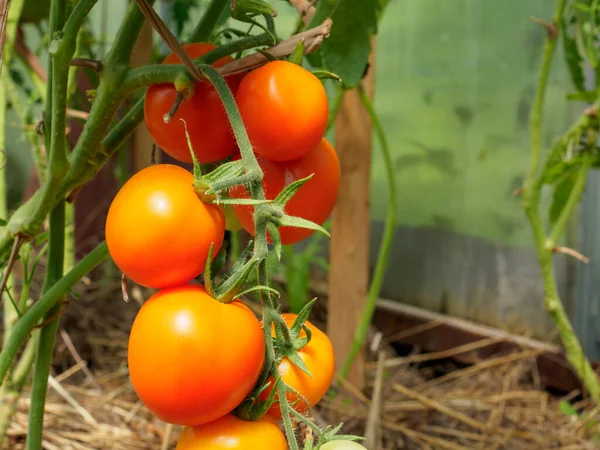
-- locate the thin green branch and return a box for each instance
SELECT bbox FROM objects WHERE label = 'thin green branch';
[523,0,568,209]
[547,153,593,248]
[27,200,66,449]
[0,241,109,387]
[105,0,156,66]
[21,0,98,237]
[341,87,397,379]
[189,0,228,42]
[122,31,274,91]
[0,0,26,442]
[522,0,600,406]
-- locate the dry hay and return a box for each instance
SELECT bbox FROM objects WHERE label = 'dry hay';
[3,279,600,449]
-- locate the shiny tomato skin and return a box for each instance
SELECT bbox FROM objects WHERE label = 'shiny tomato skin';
[236,60,329,162]
[230,138,340,245]
[105,164,225,289]
[128,285,266,427]
[320,441,368,450]
[144,43,243,164]
[261,313,335,419]
[175,414,287,450]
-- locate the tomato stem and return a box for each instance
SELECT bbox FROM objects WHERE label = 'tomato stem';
[0,242,109,387]
[26,200,66,450]
[521,0,600,406]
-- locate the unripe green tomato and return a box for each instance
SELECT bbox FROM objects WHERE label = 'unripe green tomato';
[320,441,368,450]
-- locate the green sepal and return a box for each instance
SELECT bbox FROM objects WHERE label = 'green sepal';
[312,70,343,82]
[211,245,229,281]
[290,298,316,338]
[289,39,305,65]
[203,242,217,297]
[215,257,261,303]
[235,285,281,300]
[257,49,278,61]
[284,348,312,377]
[204,160,245,184]
[267,222,282,260]
[230,0,278,38]
[276,215,331,239]
[273,174,313,206]
[215,198,272,205]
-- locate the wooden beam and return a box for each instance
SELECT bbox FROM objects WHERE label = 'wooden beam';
[372,298,595,394]
[328,42,376,389]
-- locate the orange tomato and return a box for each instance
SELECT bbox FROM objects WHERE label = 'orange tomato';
[235,60,329,162]
[176,414,287,450]
[128,285,266,427]
[144,43,243,164]
[105,164,225,289]
[230,138,340,245]
[261,313,335,419]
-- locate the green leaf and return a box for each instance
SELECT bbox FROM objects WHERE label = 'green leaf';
[550,172,577,227]
[172,0,200,37]
[566,90,598,102]
[267,222,282,261]
[277,215,331,239]
[289,39,305,65]
[320,0,378,88]
[562,18,586,92]
[216,198,272,205]
[273,174,313,206]
[285,349,312,377]
[290,299,316,338]
[559,400,579,417]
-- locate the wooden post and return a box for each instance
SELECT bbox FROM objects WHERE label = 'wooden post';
[130,15,156,172]
[328,42,376,389]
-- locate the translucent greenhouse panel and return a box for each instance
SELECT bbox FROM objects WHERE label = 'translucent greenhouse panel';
[371,0,579,338]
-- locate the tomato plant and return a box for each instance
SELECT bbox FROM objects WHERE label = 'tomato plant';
[260,313,335,419]
[105,164,225,289]
[144,43,244,164]
[175,414,287,450]
[128,284,265,426]
[235,60,329,162]
[0,0,391,448]
[320,441,368,450]
[230,138,341,245]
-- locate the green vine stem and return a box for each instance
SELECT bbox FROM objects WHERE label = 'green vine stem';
[27,201,66,449]
[522,0,600,404]
[0,241,109,387]
[340,86,397,379]
[21,0,95,237]
[522,0,567,208]
[197,59,331,450]
[0,0,26,442]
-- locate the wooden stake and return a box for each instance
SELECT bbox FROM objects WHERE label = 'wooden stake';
[130,16,156,171]
[328,41,376,389]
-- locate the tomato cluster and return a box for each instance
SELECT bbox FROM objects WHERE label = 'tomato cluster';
[104,43,346,448]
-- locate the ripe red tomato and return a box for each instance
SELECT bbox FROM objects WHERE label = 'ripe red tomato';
[260,313,335,419]
[105,164,225,289]
[230,138,340,245]
[235,60,329,162]
[128,284,266,427]
[144,43,243,164]
[175,414,287,450]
